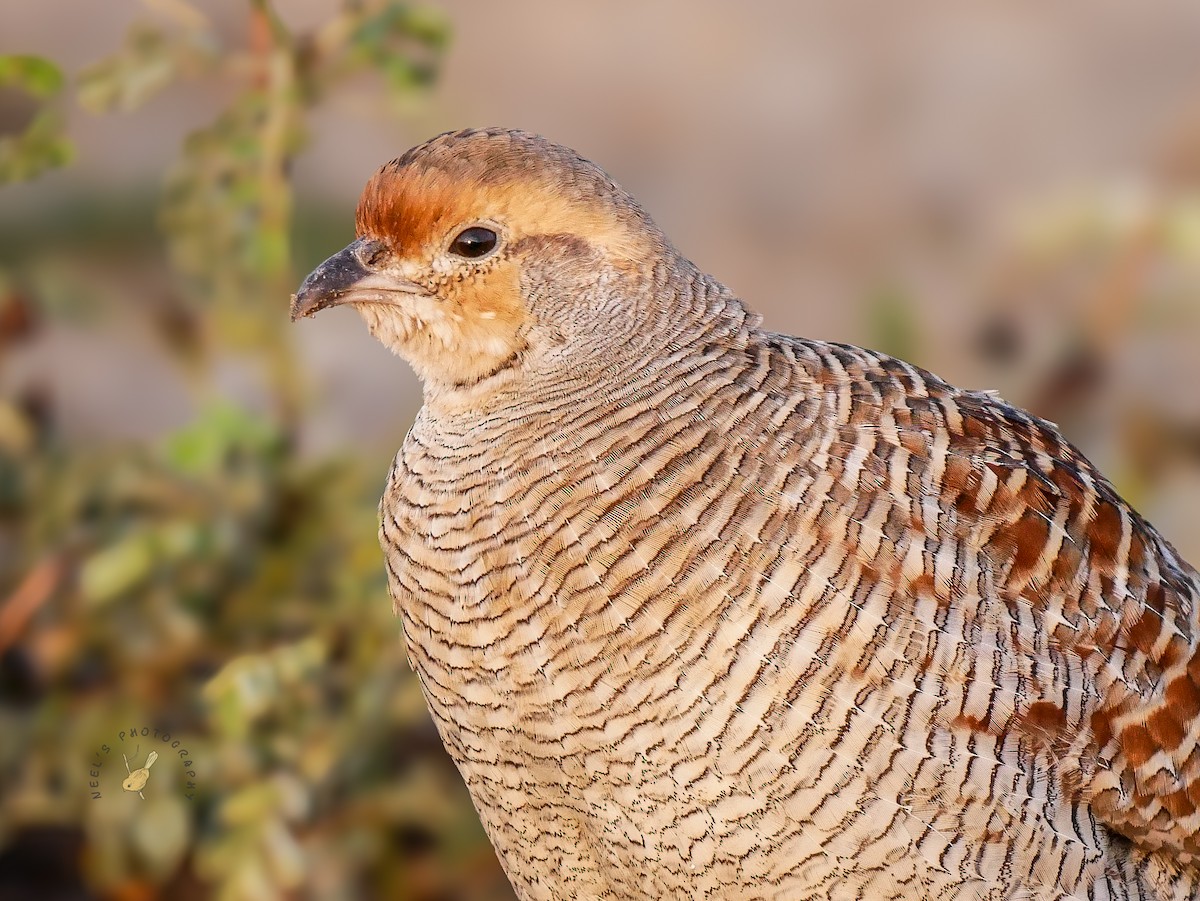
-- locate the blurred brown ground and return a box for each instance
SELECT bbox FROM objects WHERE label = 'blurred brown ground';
[3,2,1200,899]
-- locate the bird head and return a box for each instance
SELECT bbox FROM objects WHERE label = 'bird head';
[292,128,675,395]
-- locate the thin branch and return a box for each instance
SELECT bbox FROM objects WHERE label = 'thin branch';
[0,555,63,653]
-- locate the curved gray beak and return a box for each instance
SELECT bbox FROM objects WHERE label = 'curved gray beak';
[290,238,420,321]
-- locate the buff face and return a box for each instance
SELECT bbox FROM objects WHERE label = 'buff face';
[293,129,662,392]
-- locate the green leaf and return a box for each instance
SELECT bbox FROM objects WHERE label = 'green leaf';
[77,24,182,114]
[0,118,74,183]
[161,403,283,477]
[0,55,73,183]
[80,532,156,607]
[347,3,450,95]
[0,54,65,96]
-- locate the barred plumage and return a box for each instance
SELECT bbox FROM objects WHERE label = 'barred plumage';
[293,128,1200,900]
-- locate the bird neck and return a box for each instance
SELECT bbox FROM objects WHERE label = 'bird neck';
[419,262,759,424]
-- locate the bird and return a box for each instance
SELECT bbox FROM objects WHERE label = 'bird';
[121,749,158,799]
[291,127,1200,900]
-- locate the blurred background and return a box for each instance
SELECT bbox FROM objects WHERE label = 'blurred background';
[2,1,1199,899]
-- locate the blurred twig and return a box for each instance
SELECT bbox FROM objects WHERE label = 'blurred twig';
[79,0,450,427]
[0,556,62,654]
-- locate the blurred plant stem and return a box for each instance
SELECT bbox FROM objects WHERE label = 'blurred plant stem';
[76,0,449,429]
[229,0,303,425]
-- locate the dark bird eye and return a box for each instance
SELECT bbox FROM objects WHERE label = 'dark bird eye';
[449,226,498,259]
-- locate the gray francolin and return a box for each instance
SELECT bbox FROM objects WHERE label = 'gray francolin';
[292,128,1200,900]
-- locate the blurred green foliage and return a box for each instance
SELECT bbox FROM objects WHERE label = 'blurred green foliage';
[0,3,514,900]
[0,55,74,183]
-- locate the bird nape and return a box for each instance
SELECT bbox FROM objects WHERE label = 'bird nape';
[292,127,1200,901]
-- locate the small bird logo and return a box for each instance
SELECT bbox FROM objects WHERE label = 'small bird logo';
[121,749,158,799]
